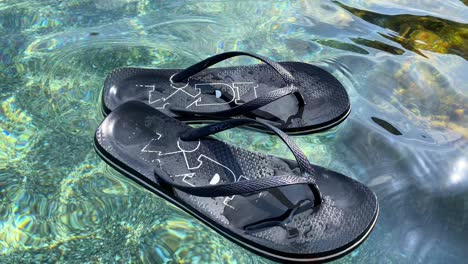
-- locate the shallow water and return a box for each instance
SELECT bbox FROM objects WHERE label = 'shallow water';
[0,0,467,263]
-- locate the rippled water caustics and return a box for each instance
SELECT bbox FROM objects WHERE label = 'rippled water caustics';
[0,0,467,263]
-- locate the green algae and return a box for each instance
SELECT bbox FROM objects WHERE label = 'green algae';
[336,1,468,59]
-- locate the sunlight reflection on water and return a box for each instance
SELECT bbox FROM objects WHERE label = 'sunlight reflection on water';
[0,0,467,263]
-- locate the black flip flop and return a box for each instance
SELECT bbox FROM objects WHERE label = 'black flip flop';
[101,51,350,135]
[94,101,378,263]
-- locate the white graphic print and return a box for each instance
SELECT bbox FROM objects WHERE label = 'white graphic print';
[143,83,199,109]
[142,80,258,110]
[174,173,196,187]
[209,173,220,185]
[139,133,163,164]
[141,133,248,208]
[222,175,249,209]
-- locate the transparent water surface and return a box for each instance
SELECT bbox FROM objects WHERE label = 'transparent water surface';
[0,0,467,263]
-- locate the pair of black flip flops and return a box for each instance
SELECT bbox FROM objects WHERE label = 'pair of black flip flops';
[94,52,378,263]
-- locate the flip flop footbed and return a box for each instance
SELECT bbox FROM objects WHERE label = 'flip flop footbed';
[95,101,377,262]
[102,62,350,134]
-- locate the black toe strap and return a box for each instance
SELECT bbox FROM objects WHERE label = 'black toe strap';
[168,118,323,205]
[169,51,305,118]
[170,86,305,118]
[171,51,296,84]
[155,167,315,198]
[181,118,315,174]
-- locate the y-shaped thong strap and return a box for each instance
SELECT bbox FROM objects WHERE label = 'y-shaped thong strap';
[169,51,305,119]
[154,118,322,206]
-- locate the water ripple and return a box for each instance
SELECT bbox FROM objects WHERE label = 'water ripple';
[0,0,467,263]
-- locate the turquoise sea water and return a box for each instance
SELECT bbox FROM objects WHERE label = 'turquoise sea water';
[0,0,467,263]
